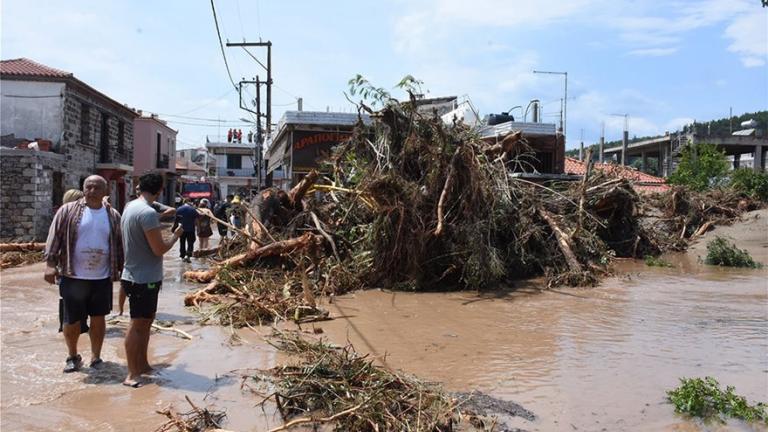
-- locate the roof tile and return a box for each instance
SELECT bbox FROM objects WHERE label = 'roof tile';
[564,157,670,193]
[0,58,72,79]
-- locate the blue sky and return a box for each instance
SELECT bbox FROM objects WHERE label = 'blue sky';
[2,0,766,149]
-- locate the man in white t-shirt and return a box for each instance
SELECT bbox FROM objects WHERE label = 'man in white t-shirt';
[44,176,123,373]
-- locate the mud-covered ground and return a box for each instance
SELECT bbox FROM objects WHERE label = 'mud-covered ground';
[1,211,766,431]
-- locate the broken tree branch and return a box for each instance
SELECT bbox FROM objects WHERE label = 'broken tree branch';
[538,207,582,272]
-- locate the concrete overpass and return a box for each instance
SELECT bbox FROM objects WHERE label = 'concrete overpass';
[601,132,767,177]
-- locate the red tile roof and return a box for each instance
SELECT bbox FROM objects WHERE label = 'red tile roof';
[0,58,72,79]
[564,157,670,193]
[1,58,138,118]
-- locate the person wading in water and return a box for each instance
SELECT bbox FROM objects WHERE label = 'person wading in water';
[44,175,123,373]
[120,172,182,387]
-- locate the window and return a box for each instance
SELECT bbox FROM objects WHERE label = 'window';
[117,121,125,154]
[80,104,90,146]
[99,112,109,163]
[227,154,242,170]
[156,132,161,167]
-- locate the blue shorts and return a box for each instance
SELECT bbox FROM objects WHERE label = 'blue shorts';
[59,276,113,325]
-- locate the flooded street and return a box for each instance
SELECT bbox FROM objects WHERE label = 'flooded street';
[2,218,767,431]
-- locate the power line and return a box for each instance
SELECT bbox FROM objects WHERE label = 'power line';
[166,119,254,127]
[255,0,262,39]
[171,87,236,116]
[210,0,238,90]
[155,113,245,122]
[235,0,245,38]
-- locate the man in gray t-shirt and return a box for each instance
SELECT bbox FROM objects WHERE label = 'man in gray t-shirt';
[120,173,182,388]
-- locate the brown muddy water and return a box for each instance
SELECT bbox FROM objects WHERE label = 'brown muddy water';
[1,219,767,432]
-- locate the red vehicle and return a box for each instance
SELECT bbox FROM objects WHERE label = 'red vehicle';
[180,181,218,201]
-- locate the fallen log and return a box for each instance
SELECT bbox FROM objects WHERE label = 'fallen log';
[183,233,325,283]
[483,130,523,157]
[192,247,219,258]
[538,207,582,272]
[693,221,714,237]
[0,242,45,252]
[288,169,319,208]
[184,280,224,307]
[435,146,461,236]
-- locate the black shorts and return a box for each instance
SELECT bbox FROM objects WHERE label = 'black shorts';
[59,276,113,325]
[121,280,161,319]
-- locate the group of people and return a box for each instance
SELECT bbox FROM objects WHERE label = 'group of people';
[173,198,214,262]
[44,172,195,388]
[173,193,248,263]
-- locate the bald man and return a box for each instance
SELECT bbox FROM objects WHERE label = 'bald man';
[44,175,124,373]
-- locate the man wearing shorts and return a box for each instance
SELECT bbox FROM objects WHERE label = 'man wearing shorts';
[120,172,182,387]
[44,175,123,373]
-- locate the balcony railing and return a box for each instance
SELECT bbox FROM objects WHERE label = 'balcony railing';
[156,154,170,169]
[215,167,256,177]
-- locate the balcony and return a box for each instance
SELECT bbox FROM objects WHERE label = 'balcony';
[156,154,170,169]
[215,167,256,177]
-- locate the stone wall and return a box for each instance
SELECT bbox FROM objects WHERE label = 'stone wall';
[0,148,66,242]
[61,86,135,188]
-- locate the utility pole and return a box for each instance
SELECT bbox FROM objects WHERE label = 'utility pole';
[533,70,568,138]
[226,41,272,135]
[237,77,266,188]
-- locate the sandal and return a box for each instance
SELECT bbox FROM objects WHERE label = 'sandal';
[89,358,103,368]
[122,379,144,388]
[64,354,83,373]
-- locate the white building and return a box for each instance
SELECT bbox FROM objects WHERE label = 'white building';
[205,138,260,198]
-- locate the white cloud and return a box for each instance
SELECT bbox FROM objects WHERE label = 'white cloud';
[393,0,598,56]
[628,47,678,57]
[606,0,761,65]
[434,0,594,27]
[724,12,768,68]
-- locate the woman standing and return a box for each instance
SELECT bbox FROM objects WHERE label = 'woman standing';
[196,199,214,250]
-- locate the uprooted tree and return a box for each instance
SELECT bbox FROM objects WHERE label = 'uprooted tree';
[182,76,763,328]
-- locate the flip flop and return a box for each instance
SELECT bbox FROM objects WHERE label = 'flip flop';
[122,379,144,388]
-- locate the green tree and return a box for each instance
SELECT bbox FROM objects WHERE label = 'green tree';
[668,142,729,191]
[730,168,768,201]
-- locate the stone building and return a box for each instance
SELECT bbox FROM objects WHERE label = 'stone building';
[1,58,137,241]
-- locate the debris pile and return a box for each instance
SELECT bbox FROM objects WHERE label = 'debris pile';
[641,186,761,251]
[182,96,762,326]
[0,242,45,269]
[154,395,227,432]
[249,331,533,431]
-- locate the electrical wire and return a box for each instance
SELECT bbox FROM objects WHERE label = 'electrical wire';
[171,87,236,116]
[235,0,245,38]
[155,113,244,122]
[165,119,254,127]
[210,0,238,90]
[255,0,262,39]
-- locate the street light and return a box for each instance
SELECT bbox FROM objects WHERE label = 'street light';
[533,70,568,137]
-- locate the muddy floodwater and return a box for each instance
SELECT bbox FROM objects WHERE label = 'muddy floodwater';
[1,215,767,431]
